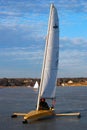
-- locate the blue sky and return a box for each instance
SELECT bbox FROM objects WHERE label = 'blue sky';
[0,0,87,78]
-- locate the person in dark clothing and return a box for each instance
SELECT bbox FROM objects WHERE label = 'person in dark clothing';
[39,98,49,110]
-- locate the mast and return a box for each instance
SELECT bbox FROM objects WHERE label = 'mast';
[36,4,59,110]
[36,4,53,110]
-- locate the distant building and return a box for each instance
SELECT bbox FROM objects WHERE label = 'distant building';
[61,83,65,86]
[68,80,73,84]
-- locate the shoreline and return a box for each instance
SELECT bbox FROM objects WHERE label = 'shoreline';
[0,84,87,88]
[0,77,87,87]
[61,82,87,87]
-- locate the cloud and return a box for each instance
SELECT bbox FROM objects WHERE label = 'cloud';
[60,37,87,49]
[0,36,86,65]
[0,0,87,23]
[58,37,87,77]
[58,0,87,13]
[0,23,46,48]
[0,0,87,78]
[0,46,44,62]
[0,45,44,78]
[0,0,87,39]
[0,36,86,77]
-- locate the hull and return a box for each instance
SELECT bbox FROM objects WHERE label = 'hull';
[24,109,55,122]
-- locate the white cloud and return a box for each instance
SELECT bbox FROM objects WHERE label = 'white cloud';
[0,46,44,62]
[58,37,87,77]
[0,1,87,78]
[58,0,87,13]
[60,37,87,48]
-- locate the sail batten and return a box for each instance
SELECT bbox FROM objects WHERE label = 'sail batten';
[36,4,59,110]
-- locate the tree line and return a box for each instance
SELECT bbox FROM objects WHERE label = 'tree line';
[0,77,87,87]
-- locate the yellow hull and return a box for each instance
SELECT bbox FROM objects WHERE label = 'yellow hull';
[23,110,55,122]
[11,111,81,123]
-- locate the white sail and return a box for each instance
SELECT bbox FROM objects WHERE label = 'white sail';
[37,4,59,110]
[33,81,39,89]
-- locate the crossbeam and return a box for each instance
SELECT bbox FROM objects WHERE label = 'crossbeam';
[11,113,26,118]
[56,112,81,118]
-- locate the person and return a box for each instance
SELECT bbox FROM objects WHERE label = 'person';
[39,98,49,110]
